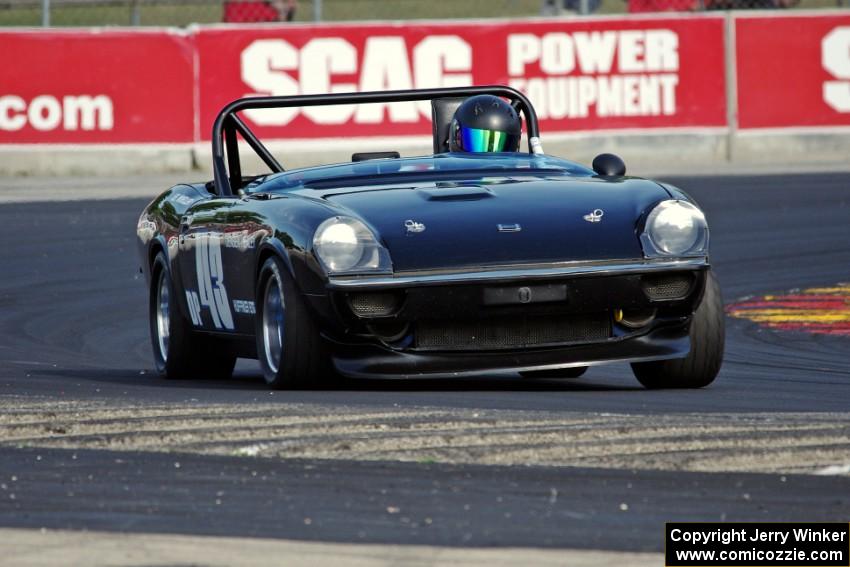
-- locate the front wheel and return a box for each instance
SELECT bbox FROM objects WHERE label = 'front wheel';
[631,271,725,389]
[149,251,236,380]
[255,255,328,389]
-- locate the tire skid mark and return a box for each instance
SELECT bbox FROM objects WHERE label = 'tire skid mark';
[1,400,848,475]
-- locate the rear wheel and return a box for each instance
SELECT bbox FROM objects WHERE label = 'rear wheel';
[149,251,236,380]
[631,271,725,389]
[521,366,588,379]
[256,255,328,389]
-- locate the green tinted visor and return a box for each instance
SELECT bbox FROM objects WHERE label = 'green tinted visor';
[458,126,520,153]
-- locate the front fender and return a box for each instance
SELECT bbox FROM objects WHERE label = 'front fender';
[256,237,295,281]
[142,234,171,283]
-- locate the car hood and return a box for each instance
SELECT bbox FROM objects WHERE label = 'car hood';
[317,177,670,273]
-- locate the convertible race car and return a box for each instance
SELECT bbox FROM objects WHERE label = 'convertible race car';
[137,86,724,389]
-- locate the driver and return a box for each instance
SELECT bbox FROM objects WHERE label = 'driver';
[449,94,522,153]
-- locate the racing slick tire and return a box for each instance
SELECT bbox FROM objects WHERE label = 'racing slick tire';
[256,255,328,389]
[521,366,588,379]
[631,271,725,389]
[149,251,236,380]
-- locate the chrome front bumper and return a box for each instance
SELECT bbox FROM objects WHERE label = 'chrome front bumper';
[327,257,708,290]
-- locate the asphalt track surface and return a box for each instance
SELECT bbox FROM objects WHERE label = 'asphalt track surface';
[1,173,849,556]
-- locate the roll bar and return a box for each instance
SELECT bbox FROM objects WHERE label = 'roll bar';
[211,85,540,197]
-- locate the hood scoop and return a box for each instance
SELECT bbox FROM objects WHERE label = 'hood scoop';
[419,186,494,202]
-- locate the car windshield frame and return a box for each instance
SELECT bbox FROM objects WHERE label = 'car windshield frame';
[245,153,595,194]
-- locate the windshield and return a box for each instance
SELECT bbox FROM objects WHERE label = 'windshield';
[245,153,595,193]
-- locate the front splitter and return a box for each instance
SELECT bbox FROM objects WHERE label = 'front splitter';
[329,324,690,379]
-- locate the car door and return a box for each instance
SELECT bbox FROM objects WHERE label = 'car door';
[215,201,268,335]
[178,197,267,335]
[178,198,239,333]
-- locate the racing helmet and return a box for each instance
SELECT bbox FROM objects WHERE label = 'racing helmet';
[448,95,522,153]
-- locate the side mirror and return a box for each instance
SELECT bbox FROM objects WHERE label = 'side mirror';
[592,153,626,177]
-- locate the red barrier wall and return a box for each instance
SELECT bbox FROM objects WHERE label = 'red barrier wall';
[736,14,850,129]
[2,14,849,145]
[195,17,727,141]
[0,29,195,143]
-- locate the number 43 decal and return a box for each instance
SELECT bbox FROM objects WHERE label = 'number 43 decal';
[185,234,234,330]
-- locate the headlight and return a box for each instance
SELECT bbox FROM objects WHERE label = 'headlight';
[313,216,392,274]
[641,200,708,257]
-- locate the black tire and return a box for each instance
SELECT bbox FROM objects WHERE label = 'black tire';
[521,366,588,379]
[631,271,725,389]
[255,255,328,389]
[149,251,236,380]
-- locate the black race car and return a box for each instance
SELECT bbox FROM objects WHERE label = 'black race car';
[137,86,724,389]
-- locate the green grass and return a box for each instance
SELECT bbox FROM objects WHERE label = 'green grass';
[0,3,222,26]
[0,0,543,27]
[0,0,845,28]
[299,0,545,21]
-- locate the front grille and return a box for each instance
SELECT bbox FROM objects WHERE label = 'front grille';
[642,274,693,301]
[415,314,611,351]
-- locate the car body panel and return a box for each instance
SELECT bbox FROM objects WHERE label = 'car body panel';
[138,150,710,377]
[324,176,670,271]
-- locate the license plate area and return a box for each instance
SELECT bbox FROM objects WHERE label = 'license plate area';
[482,284,567,306]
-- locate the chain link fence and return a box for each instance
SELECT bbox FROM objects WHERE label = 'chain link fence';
[0,0,846,27]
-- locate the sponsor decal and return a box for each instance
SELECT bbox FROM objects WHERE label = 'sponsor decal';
[196,17,725,139]
[26,16,850,141]
[823,26,850,113]
[0,30,194,143]
[223,229,256,251]
[2,18,728,144]
[28,16,850,141]
[508,30,680,120]
[496,223,522,233]
[136,218,157,243]
[173,194,197,206]
[583,209,604,223]
[238,35,471,127]
[726,283,850,336]
[736,15,850,128]
[0,94,113,132]
[404,219,426,235]
[233,299,256,315]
